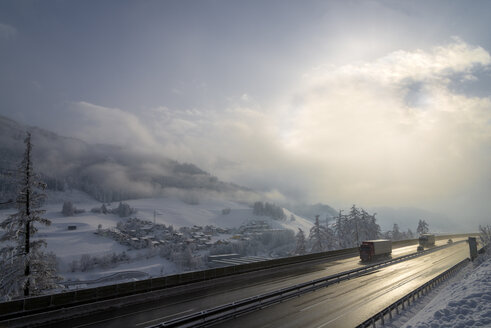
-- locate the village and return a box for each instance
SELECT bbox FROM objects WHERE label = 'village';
[94,216,291,256]
[95,217,230,251]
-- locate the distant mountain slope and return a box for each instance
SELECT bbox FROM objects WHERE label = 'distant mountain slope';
[0,115,253,203]
[288,203,339,222]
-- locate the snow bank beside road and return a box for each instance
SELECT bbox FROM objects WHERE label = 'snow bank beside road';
[402,255,491,328]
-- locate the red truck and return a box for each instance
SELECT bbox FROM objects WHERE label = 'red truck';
[359,239,392,262]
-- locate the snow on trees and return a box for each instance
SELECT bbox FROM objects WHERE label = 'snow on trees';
[115,201,136,217]
[479,225,491,250]
[392,223,402,240]
[90,202,135,217]
[417,219,429,235]
[61,201,85,216]
[295,228,307,255]
[324,216,337,250]
[253,201,286,220]
[62,201,74,216]
[309,215,334,252]
[0,133,60,300]
[333,205,380,248]
[361,208,381,240]
[383,225,416,241]
[309,216,324,252]
[334,210,349,249]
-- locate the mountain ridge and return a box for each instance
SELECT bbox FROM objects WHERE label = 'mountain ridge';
[0,115,253,204]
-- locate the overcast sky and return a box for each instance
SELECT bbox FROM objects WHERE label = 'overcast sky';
[1,0,490,225]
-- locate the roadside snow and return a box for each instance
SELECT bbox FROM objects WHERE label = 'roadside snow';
[396,254,491,328]
[62,256,179,283]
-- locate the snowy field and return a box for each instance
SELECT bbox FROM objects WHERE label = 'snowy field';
[0,189,313,283]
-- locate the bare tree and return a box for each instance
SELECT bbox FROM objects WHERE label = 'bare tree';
[0,133,60,300]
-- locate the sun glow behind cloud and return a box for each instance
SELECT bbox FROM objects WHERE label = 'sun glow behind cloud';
[62,39,491,221]
[280,39,491,204]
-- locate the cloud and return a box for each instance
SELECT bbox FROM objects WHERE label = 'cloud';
[281,39,491,213]
[59,39,491,225]
[143,105,290,184]
[67,101,159,150]
[318,37,491,85]
[0,23,17,40]
[139,39,491,224]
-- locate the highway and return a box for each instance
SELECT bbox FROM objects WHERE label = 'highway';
[214,241,470,328]
[39,239,467,328]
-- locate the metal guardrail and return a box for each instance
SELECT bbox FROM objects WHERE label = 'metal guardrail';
[357,243,488,328]
[147,240,467,328]
[356,258,470,328]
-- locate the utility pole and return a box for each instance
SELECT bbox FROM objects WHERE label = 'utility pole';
[153,209,163,226]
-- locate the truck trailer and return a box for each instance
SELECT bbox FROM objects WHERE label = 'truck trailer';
[418,234,435,248]
[359,239,392,262]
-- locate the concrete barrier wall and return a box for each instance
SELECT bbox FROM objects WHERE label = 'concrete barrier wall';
[436,233,476,241]
[0,233,478,318]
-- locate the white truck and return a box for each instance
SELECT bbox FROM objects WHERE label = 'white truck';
[418,234,435,248]
[359,239,392,262]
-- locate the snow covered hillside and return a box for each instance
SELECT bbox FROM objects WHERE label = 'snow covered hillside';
[120,196,313,232]
[0,115,256,205]
[0,189,313,284]
[39,189,313,233]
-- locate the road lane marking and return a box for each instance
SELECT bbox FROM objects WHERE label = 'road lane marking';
[73,315,135,328]
[135,308,195,326]
[300,298,331,312]
[71,305,193,328]
[315,312,347,328]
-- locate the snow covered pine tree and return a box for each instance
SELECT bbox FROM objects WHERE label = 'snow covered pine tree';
[0,132,60,300]
[309,215,329,252]
[295,228,307,255]
[416,219,429,235]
